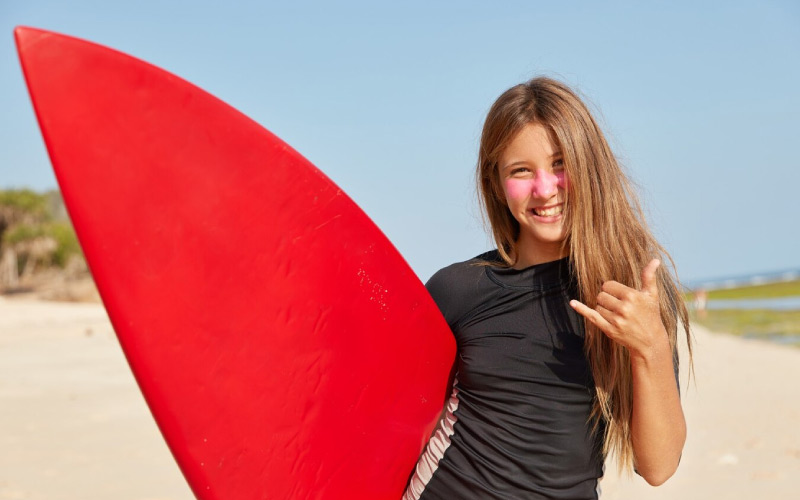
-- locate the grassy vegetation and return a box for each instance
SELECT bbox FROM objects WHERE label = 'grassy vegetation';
[692,308,800,347]
[684,276,800,347]
[702,279,800,300]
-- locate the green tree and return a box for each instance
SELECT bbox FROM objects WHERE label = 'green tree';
[0,189,83,288]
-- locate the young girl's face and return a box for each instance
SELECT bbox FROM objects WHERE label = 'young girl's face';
[498,122,569,261]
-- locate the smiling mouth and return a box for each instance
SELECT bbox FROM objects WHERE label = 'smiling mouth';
[531,204,564,217]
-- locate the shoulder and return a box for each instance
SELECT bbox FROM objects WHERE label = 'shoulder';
[425,250,499,297]
[425,250,500,326]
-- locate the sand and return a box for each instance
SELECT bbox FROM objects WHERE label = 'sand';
[0,297,192,500]
[1,296,798,499]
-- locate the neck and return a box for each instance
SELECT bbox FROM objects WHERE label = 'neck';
[512,236,568,269]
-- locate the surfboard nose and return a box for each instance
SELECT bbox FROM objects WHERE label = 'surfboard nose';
[14,25,49,52]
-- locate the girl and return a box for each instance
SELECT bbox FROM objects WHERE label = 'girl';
[403,77,691,500]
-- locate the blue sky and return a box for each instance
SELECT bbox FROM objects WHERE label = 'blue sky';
[2,1,799,283]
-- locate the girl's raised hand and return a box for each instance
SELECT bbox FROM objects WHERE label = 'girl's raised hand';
[569,259,669,358]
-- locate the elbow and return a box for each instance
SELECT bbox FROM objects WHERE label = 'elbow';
[637,456,681,486]
[640,469,674,487]
[634,423,686,487]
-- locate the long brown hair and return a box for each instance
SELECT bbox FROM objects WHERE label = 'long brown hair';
[476,77,692,472]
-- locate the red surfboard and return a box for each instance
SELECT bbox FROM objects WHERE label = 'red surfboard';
[15,26,454,499]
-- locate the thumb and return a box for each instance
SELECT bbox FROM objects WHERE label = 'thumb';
[641,258,661,295]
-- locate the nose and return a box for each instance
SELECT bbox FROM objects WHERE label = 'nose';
[531,169,560,198]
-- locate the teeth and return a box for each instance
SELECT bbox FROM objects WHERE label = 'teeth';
[533,205,563,217]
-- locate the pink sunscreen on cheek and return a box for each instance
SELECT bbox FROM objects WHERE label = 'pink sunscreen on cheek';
[504,178,534,200]
[555,170,568,190]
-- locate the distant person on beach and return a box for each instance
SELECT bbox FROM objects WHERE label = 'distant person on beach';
[693,288,708,319]
[404,77,692,499]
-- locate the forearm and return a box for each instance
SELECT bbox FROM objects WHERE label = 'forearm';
[567,260,687,484]
[630,337,686,486]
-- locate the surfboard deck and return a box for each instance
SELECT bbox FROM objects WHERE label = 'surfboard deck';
[15,26,455,499]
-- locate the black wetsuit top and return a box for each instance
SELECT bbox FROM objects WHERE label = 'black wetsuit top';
[404,252,605,500]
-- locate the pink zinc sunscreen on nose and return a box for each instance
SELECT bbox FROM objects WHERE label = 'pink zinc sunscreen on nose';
[504,170,568,200]
[531,169,569,198]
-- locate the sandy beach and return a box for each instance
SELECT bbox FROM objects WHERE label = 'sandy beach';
[1,296,798,499]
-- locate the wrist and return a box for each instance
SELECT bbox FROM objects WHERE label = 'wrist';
[629,332,671,366]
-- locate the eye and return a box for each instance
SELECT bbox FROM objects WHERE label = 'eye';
[553,158,564,170]
[510,167,531,177]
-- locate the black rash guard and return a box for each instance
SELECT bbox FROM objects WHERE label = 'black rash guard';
[404,252,605,500]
